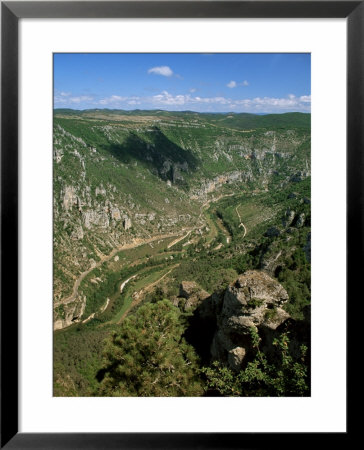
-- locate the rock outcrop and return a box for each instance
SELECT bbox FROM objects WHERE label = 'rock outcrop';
[176,281,210,311]
[283,208,295,227]
[296,213,305,228]
[54,296,86,331]
[185,270,290,371]
[63,186,77,211]
[123,215,132,230]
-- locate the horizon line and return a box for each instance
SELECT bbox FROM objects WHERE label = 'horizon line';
[53,108,311,115]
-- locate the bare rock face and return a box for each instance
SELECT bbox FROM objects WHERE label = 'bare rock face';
[82,210,109,229]
[110,206,121,221]
[296,213,305,228]
[123,215,132,230]
[221,271,289,328]
[283,208,295,227]
[178,281,210,310]
[179,281,200,299]
[70,225,84,240]
[228,347,246,371]
[54,296,86,331]
[211,270,290,370]
[95,185,106,196]
[259,245,283,275]
[63,186,77,211]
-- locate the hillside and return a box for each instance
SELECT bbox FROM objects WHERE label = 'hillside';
[53,110,310,325]
[53,109,311,397]
[55,108,310,130]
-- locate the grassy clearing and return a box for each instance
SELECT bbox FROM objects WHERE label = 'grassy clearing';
[77,235,177,318]
[204,212,219,244]
[112,265,174,323]
[236,203,274,236]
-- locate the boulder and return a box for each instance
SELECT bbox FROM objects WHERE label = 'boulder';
[178,281,210,311]
[228,347,246,370]
[123,215,132,230]
[283,208,295,227]
[296,213,305,228]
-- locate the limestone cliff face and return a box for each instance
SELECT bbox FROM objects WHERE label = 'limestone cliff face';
[54,295,86,331]
[190,171,250,199]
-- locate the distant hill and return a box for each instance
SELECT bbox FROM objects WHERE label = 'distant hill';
[201,112,310,130]
[54,109,310,131]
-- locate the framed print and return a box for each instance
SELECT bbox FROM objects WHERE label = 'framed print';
[1,1,359,448]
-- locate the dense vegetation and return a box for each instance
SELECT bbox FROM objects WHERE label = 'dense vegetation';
[97,300,203,396]
[55,109,310,131]
[202,328,309,397]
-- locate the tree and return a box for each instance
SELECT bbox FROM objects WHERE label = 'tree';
[202,328,309,397]
[97,300,203,396]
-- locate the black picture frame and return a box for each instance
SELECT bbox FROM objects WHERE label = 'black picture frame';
[1,1,359,448]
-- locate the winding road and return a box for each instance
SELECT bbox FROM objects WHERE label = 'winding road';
[55,231,187,308]
[117,265,179,323]
[235,206,247,238]
[167,230,192,249]
[55,196,239,329]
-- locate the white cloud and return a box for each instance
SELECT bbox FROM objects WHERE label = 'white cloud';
[68,96,93,104]
[99,95,128,105]
[145,91,310,112]
[227,80,249,88]
[189,88,197,93]
[299,95,311,103]
[150,91,233,107]
[233,94,311,111]
[148,66,174,77]
[152,91,188,105]
[227,80,237,88]
[54,90,310,113]
[54,92,94,105]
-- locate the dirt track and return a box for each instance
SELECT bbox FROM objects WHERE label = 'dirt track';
[236,206,247,238]
[54,232,183,308]
[117,265,179,323]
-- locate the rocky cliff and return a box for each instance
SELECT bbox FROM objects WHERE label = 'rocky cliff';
[183,270,294,371]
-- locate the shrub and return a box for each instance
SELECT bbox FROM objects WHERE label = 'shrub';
[202,328,309,397]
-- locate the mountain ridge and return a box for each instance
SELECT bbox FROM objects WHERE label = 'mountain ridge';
[54,109,311,131]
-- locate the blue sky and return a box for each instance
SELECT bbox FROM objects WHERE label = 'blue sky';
[54,53,311,113]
